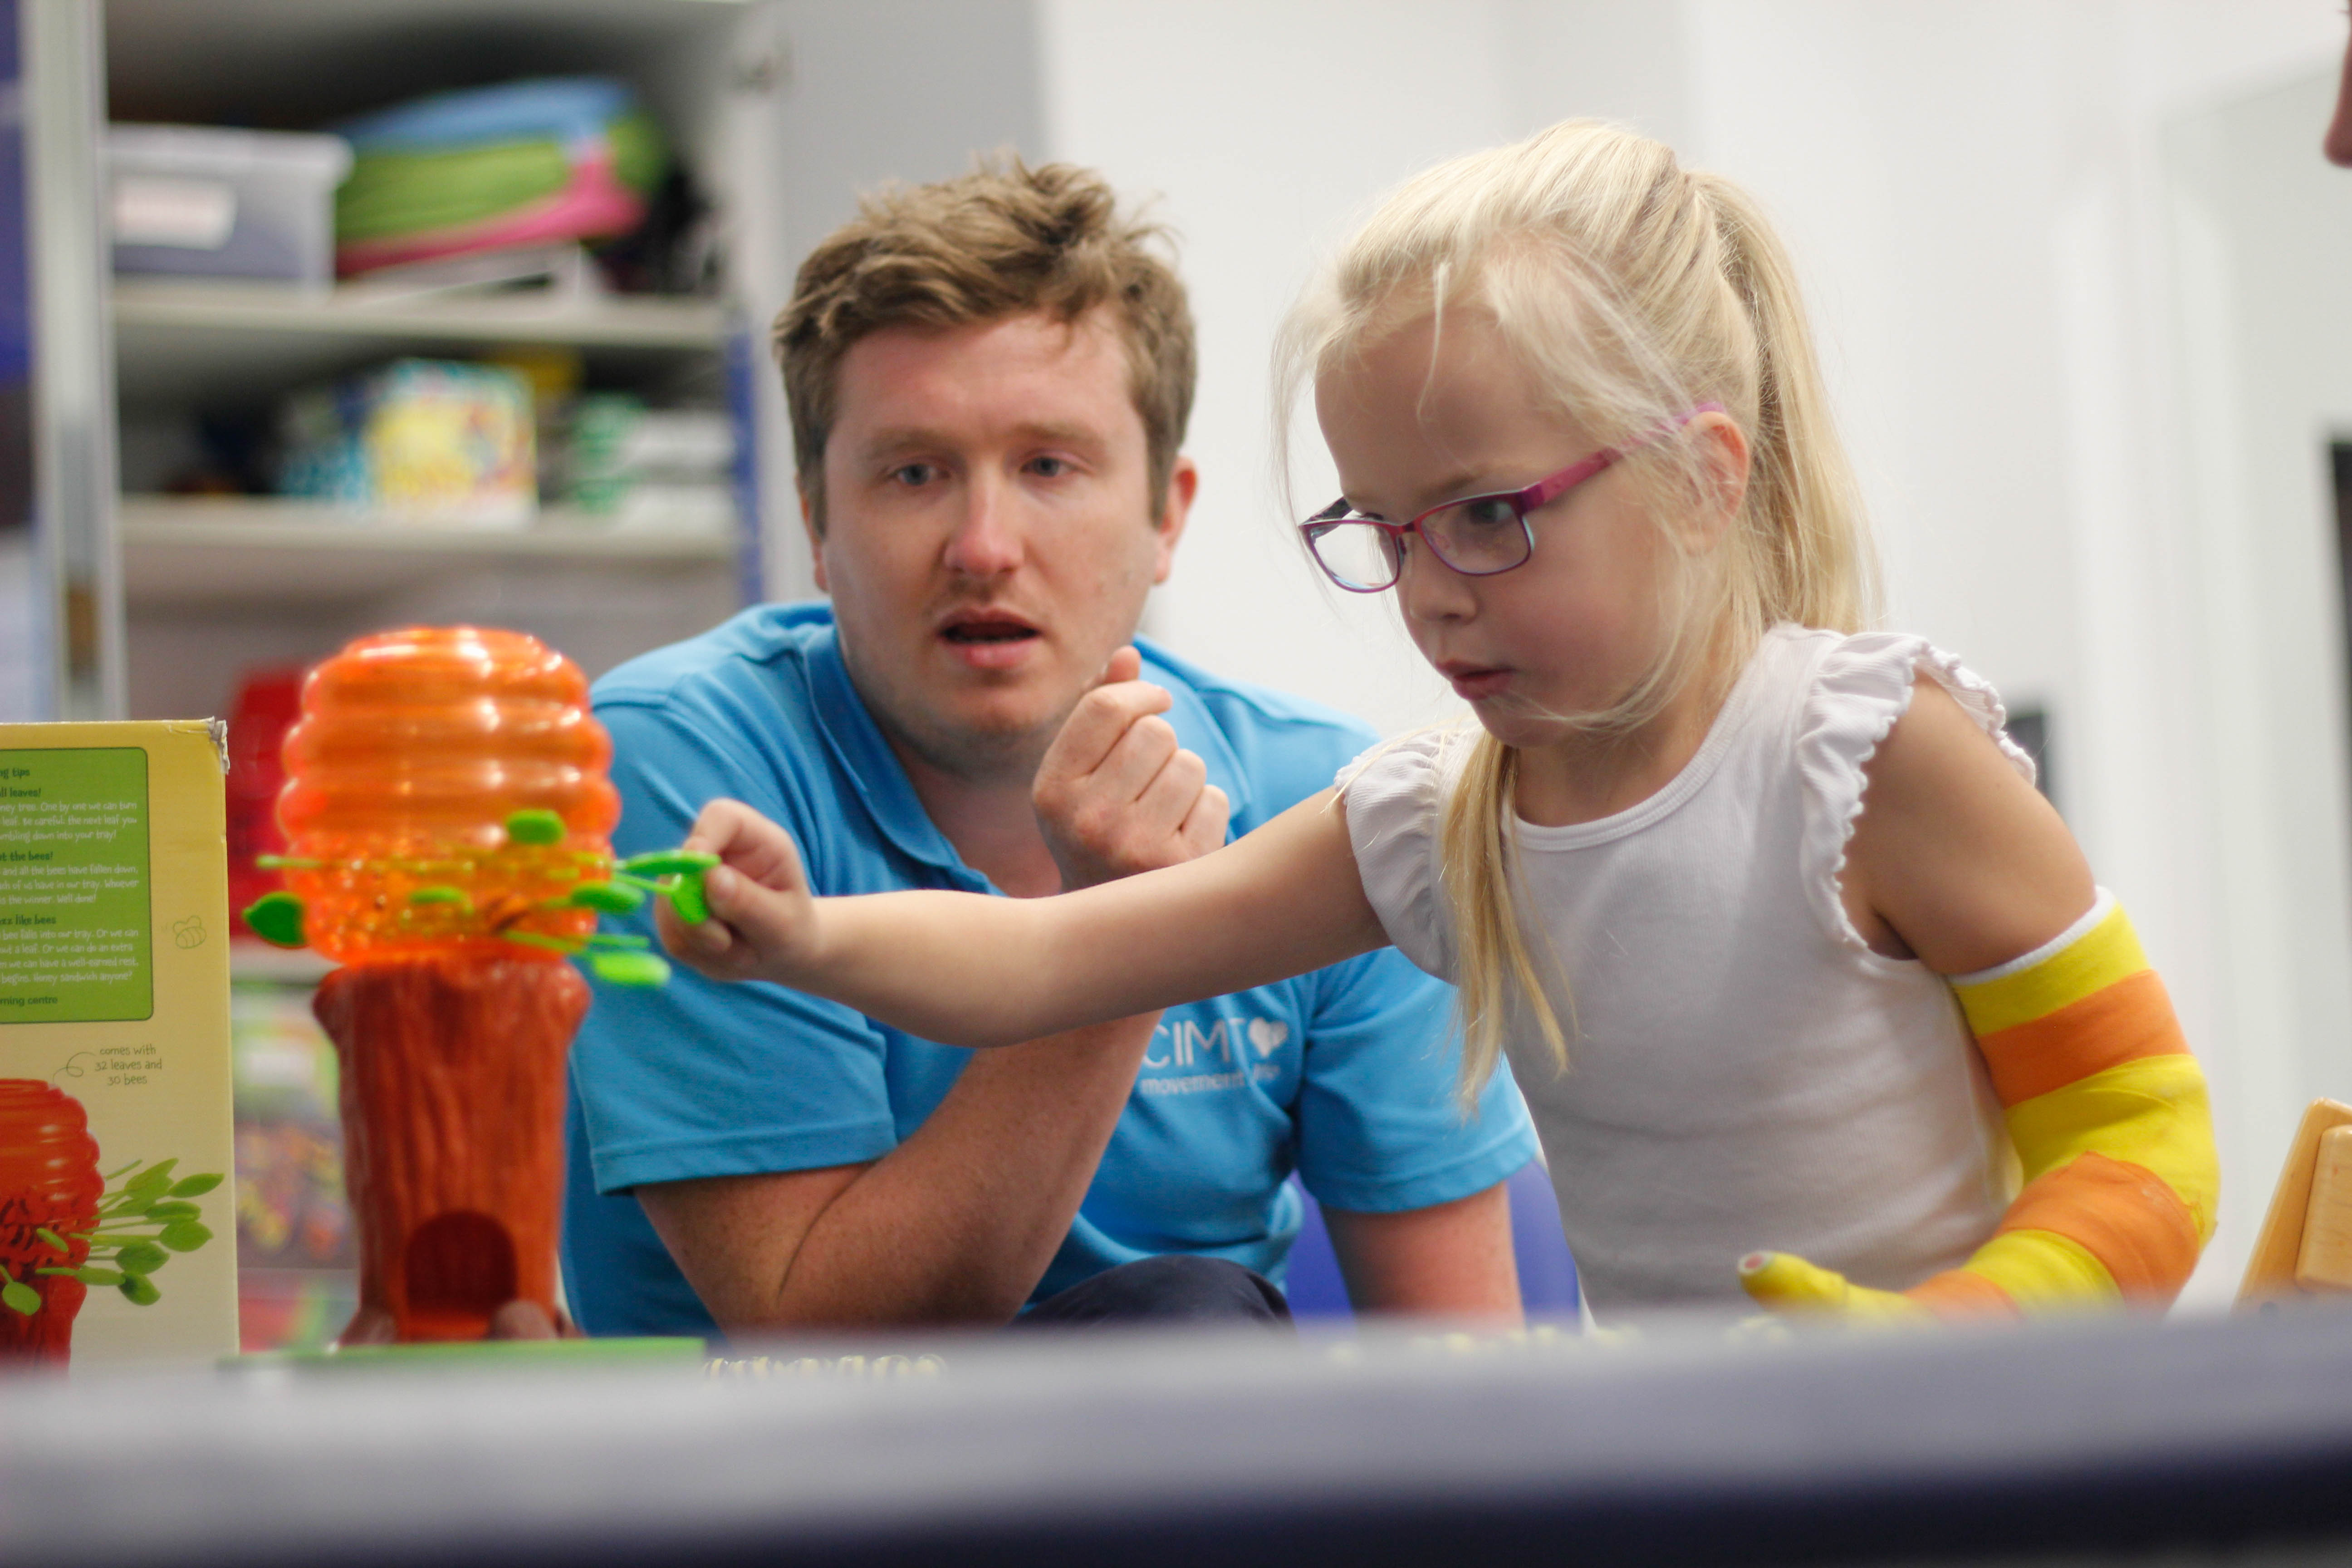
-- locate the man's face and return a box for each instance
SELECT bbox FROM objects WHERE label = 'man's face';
[809,309,1194,782]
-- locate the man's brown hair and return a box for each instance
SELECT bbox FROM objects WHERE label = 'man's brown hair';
[775,155,1196,533]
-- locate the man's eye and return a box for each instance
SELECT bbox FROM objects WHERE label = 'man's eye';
[888,462,941,487]
[1026,456,1072,479]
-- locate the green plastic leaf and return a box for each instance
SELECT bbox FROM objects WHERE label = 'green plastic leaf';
[33,1228,70,1255]
[242,891,308,949]
[71,1267,124,1287]
[253,854,321,870]
[586,932,650,950]
[504,809,567,846]
[146,1200,200,1222]
[499,930,578,954]
[119,1274,161,1307]
[568,881,645,914]
[407,886,471,908]
[667,873,710,927]
[1,1279,39,1316]
[168,1173,223,1198]
[158,1220,213,1253]
[622,849,720,877]
[115,1240,168,1276]
[589,951,672,989]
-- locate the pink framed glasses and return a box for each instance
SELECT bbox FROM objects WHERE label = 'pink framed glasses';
[1298,403,1725,593]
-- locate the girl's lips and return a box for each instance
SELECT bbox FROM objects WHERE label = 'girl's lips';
[1444,666,1514,701]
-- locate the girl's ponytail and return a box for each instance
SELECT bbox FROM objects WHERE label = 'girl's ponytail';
[1687,172,1874,636]
[1439,733,1566,1110]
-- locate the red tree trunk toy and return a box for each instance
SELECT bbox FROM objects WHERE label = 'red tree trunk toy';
[0,1081,103,1363]
[266,628,622,1343]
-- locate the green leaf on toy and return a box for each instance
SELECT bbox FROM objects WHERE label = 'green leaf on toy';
[504,809,568,846]
[499,931,578,954]
[33,1228,69,1255]
[587,932,649,949]
[72,1267,124,1287]
[168,1173,223,1198]
[243,892,308,949]
[589,951,672,988]
[158,1220,213,1253]
[621,850,719,877]
[119,1274,161,1307]
[407,886,471,909]
[1,1278,38,1316]
[568,881,646,914]
[145,1200,201,1222]
[667,874,710,926]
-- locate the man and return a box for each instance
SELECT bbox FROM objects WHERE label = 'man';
[561,158,1538,1334]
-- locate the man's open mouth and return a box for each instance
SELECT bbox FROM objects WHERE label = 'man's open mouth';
[940,615,1041,646]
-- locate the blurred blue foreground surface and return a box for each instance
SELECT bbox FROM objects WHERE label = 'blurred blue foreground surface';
[6,1300,2352,1568]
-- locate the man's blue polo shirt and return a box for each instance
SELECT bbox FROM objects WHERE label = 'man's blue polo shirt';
[560,603,1537,1336]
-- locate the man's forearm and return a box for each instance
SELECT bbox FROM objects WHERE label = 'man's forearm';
[674,1012,1160,1330]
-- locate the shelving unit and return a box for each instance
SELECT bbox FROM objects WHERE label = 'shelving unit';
[88,0,789,727]
[113,279,730,406]
[120,497,737,606]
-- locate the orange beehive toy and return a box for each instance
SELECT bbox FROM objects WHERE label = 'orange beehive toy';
[262,627,622,1341]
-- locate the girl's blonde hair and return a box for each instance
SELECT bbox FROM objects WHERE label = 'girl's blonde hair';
[1277,120,1879,1106]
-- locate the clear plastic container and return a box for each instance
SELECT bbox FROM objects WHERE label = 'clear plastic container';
[108,125,353,289]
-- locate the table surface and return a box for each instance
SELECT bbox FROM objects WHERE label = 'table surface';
[5,1301,2351,1568]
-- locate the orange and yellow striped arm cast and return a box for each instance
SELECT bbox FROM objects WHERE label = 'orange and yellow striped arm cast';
[1742,894,2219,1323]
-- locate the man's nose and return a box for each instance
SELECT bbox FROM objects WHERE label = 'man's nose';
[941,472,1025,578]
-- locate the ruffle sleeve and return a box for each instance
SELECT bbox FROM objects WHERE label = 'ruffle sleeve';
[1336,728,1465,983]
[1794,632,2038,951]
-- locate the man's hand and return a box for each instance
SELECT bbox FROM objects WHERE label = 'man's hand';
[657,798,819,985]
[337,1299,581,1346]
[1034,647,1230,890]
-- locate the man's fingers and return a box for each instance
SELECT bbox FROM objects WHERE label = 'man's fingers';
[1178,783,1231,853]
[336,1306,398,1347]
[1040,681,1175,787]
[1131,741,1208,828]
[1088,712,1184,805]
[1096,646,1142,688]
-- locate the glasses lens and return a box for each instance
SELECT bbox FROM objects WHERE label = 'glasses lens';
[1421,496,1532,576]
[1304,520,1401,590]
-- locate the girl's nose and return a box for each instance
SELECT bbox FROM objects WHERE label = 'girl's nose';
[941,474,1024,578]
[1396,544,1476,624]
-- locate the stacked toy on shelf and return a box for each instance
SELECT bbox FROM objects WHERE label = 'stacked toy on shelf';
[333,78,666,279]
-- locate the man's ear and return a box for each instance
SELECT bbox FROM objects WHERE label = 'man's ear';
[799,480,829,593]
[1151,456,1199,586]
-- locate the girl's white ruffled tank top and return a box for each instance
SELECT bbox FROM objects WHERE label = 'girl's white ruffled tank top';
[1341,624,2034,1315]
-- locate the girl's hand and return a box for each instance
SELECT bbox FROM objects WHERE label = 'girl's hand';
[1737,1251,1930,1328]
[655,799,821,985]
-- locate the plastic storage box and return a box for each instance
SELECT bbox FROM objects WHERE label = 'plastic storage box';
[108,125,352,289]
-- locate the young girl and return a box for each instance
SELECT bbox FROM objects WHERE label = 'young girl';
[666,121,2217,1322]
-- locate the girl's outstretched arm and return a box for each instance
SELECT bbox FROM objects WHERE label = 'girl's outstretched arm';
[658,790,1390,1048]
[1740,678,2217,1323]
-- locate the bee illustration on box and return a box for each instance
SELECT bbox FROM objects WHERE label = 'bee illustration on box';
[0,1078,221,1363]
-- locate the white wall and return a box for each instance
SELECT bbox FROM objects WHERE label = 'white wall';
[1034,0,2350,1305]
[749,0,2352,1305]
